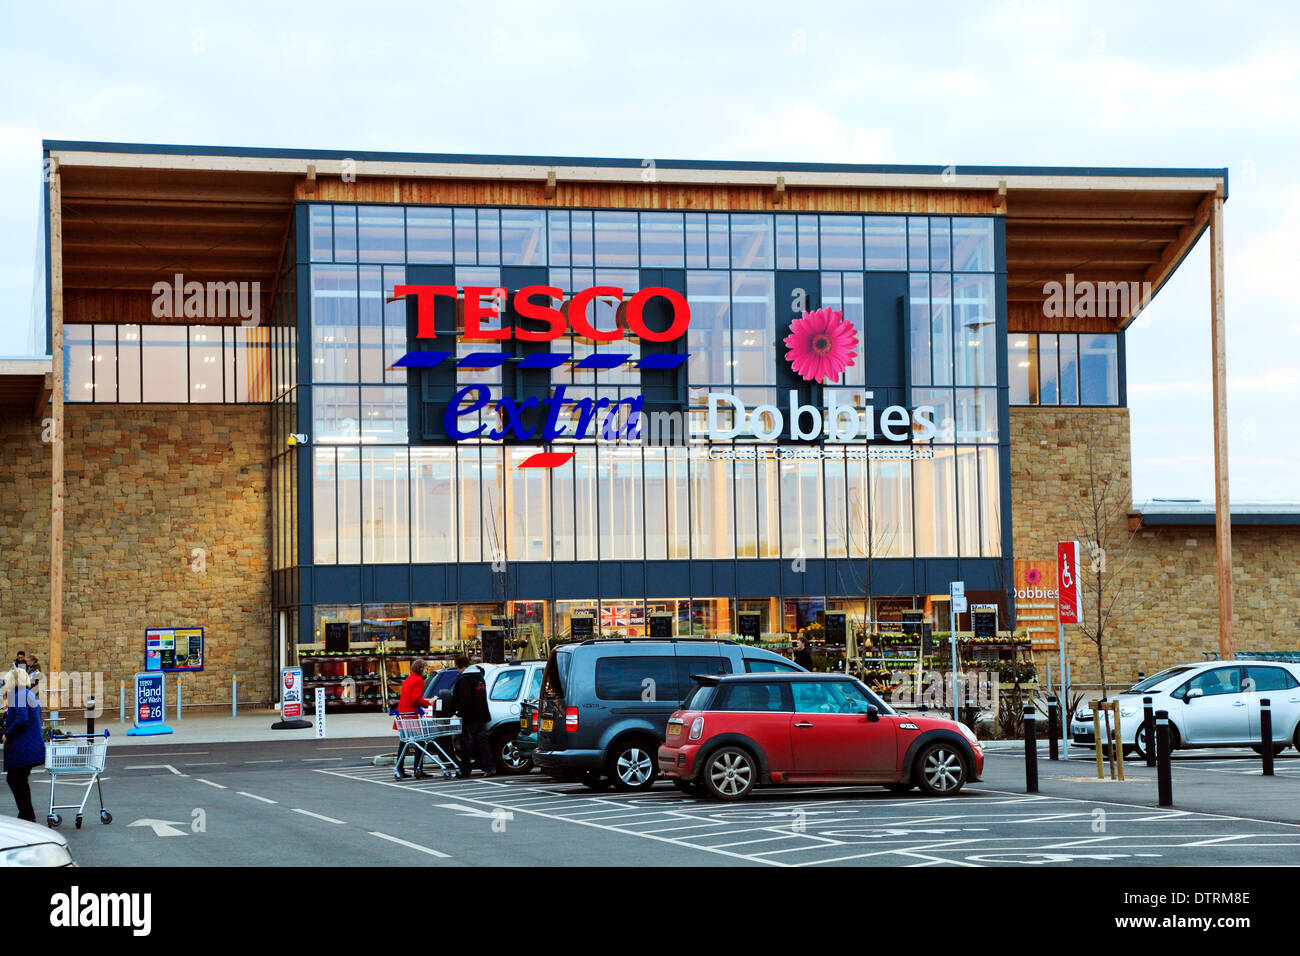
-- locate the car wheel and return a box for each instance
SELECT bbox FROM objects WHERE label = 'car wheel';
[701,747,756,801]
[579,771,610,791]
[884,783,914,794]
[493,733,532,775]
[914,742,968,797]
[1252,743,1286,757]
[608,740,658,792]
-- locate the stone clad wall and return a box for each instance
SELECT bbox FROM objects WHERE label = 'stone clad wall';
[1010,406,1300,688]
[0,404,271,708]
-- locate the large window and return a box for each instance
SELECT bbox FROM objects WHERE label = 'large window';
[301,204,1004,566]
[65,323,272,404]
[1009,332,1121,407]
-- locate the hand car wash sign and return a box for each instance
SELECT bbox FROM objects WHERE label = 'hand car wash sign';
[391,282,690,467]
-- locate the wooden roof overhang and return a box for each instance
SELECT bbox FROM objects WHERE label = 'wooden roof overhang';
[44,143,1226,337]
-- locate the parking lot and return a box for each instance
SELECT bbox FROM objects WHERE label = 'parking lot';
[30,738,1300,868]
[312,747,1300,867]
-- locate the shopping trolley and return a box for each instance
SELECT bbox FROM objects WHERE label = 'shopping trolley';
[44,730,112,829]
[393,715,461,780]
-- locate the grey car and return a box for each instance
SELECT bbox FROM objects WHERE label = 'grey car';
[533,638,805,791]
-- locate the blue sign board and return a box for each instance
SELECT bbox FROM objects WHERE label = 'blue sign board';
[126,672,174,737]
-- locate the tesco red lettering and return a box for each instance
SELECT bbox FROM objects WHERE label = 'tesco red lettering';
[392,284,690,342]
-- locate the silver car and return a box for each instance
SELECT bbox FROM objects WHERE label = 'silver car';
[0,817,75,866]
[1071,661,1300,757]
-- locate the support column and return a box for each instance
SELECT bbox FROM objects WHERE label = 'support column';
[1209,185,1233,661]
[48,158,65,709]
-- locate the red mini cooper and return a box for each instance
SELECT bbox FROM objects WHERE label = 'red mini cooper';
[658,673,984,800]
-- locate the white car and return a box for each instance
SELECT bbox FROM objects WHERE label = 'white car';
[1070,660,1300,757]
[0,817,75,866]
[426,660,545,773]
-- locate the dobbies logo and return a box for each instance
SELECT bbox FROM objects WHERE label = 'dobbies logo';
[784,306,858,384]
[391,284,690,468]
[50,886,151,936]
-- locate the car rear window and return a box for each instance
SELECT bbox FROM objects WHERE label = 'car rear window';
[526,668,543,699]
[683,684,718,710]
[745,657,800,674]
[677,656,731,690]
[1246,666,1298,692]
[490,669,525,701]
[542,650,572,700]
[717,682,792,713]
[594,656,678,701]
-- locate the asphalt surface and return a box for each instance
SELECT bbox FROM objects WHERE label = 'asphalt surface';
[12,737,1300,867]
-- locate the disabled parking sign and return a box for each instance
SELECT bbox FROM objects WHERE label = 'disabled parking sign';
[127,672,174,736]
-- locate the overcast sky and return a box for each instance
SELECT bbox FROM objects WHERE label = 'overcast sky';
[0,0,1296,504]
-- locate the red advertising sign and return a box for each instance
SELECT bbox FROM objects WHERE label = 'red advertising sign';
[1057,541,1082,624]
[281,666,303,720]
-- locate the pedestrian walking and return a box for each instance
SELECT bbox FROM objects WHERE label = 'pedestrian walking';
[792,636,814,671]
[449,655,496,778]
[394,659,431,779]
[25,655,41,695]
[2,667,45,822]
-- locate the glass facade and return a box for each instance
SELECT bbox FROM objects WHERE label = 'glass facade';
[64,323,273,403]
[1008,332,1121,406]
[303,204,1004,571]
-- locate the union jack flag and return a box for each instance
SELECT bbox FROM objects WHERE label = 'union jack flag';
[601,606,630,629]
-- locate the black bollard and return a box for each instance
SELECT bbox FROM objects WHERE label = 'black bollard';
[1047,696,1059,761]
[1024,704,1039,793]
[1143,696,1155,768]
[1156,709,1173,807]
[1261,698,1274,777]
[86,697,95,737]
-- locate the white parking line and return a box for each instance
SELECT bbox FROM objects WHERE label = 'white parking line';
[195,778,227,789]
[292,808,346,825]
[245,759,284,764]
[124,764,186,775]
[368,831,450,858]
[317,770,786,866]
[237,791,277,804]
[302,757,343,762]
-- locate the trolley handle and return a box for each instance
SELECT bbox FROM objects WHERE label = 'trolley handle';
[59,730,110,741]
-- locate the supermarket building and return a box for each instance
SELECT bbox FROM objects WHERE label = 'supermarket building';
[2,140,1297,709]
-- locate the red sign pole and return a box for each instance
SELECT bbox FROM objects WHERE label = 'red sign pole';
[1056,541,1082,760]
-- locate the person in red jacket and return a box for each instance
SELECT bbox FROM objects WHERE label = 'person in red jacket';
[394,659,430,779]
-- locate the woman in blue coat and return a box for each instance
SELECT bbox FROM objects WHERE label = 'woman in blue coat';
[3,669,45,822]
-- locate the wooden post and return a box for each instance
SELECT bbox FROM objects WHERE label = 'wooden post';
[1209,186,1234,661]
[48,158,65,714]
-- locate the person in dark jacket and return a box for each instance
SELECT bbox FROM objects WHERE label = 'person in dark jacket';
[449,655,496,778]
[792,636,814,671]
[3,668,45,822]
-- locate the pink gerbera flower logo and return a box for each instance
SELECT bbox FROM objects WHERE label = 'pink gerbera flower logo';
[1026,568,1043,585]
[783,307,859,383]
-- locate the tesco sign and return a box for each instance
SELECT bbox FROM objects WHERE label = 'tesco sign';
[393,284,690,343]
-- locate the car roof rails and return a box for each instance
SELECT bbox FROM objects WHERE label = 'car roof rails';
[576,637,738,647]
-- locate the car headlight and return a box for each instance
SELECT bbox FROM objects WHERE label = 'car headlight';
[0,842,74,867]
[955,722,981,747]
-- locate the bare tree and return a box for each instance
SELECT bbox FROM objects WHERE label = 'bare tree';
[836,481,902,676]
[1064,436,1141,700]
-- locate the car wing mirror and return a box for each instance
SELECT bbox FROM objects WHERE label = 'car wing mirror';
[864,705,880,722]
[1185,687,1203,701]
